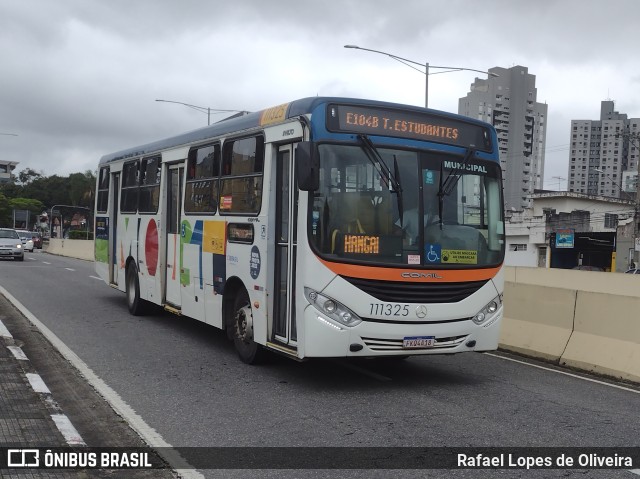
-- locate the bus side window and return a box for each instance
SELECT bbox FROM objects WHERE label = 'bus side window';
[97,166,110,213]
[139,156,161,214]
[120,160,139,213]
[185,143,220,214]
[220,136,264,214]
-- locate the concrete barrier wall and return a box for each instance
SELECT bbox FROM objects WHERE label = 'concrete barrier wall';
[45,239,94,261]
[561,290,640,382]
[501,266,640,383]
[501,282,576,361]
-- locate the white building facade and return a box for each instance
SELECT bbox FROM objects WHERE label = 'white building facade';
[505,191,634,271]
[0,160,18,184]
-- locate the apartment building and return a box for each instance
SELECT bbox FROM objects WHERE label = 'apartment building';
[568,100,639,199]
[0,160,18,184]
[458,66,547,211]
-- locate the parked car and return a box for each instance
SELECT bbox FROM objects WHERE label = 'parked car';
[16,230,34,252]
[624,268,640,274]
[571,265,604,272]
[31,232,43,249]
[0,228,24,261]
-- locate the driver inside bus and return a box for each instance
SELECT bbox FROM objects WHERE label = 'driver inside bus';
[395,207,439,245]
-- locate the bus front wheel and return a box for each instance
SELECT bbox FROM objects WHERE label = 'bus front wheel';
[126,264,146,316]
[231,289,264,364]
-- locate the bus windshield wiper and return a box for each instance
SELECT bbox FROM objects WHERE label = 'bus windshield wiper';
[393,155,403,225]
[357,134,402,194]
[357,134,403,222]
[440,147,475,197]
[437,147,475,228]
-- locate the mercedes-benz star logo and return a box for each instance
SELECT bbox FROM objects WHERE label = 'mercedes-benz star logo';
[415,305,428,318]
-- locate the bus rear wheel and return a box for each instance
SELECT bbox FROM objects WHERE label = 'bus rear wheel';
[231,288,264,364]
[126,264,146,316]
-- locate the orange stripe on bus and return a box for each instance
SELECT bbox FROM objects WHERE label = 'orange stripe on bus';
[317,258,501,283]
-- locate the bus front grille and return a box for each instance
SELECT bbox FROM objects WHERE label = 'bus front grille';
[361,335,468,351]
[341,276,488,303]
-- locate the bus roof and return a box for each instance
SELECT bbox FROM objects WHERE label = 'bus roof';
[98,97,492,165]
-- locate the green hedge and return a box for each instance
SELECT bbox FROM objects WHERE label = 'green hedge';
[68,230,94,240]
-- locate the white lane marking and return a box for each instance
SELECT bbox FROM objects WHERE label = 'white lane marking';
[0,284,204,479]
[89,275,102,280]
[26,373,51,394]
[28,257,37,261]
[485,353,640,395]
[7,345,28,361]
[629,469,640,475]
[0,319,12,338]
[65,268,75,271]
[51,414,86,446]
[42,261,51,265]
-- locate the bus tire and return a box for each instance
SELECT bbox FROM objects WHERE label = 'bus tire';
[231,288,264,364]
[126,263,146,316]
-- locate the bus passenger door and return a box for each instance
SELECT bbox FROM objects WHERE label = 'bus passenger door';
[109,172,120,286]
[273,145,298,347]
[165,165,183,307]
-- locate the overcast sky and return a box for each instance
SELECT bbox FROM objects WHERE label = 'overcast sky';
[2,0,640,190]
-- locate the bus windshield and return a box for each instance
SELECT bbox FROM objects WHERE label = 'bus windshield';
[309,143,505,267]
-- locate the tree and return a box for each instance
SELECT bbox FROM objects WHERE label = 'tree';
[22,175,71,208]
[68,170,96,208]
[0,181,22,200]
[0,168,96,215]
[17,168,43,186]
[0,193,10,227]
[9,197,44,216]
[4,198,44,229]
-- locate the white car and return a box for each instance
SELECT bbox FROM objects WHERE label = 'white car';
[0,229,24,261]
[16,230,34,252]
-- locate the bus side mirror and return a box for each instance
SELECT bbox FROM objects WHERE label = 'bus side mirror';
[296,141,319,191]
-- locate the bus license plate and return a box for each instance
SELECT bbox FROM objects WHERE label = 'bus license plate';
[402,336,435,349]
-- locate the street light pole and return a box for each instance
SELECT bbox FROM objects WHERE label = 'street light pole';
[425,62,429,108]
[344,45,498,108]
[155,99,244,126]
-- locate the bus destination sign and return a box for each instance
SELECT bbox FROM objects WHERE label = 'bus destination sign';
[326,104,491,151]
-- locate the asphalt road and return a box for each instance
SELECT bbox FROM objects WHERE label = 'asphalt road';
[1,251,639,479]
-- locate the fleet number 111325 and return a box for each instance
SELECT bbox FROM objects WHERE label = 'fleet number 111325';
[369,303,410,316]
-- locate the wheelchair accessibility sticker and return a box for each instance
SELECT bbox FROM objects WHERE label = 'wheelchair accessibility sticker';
[425,244,441,264]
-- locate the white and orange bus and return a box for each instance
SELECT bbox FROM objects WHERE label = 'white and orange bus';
[94,97,505,364]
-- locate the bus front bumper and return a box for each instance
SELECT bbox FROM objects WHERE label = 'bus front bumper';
[302,306,503,358]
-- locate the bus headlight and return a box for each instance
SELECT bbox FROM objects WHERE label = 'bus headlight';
[472,295,502,325]
[304,287,362,327]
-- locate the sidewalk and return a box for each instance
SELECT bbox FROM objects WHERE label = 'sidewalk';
[0,292,178,478]
[0,318,83,478]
